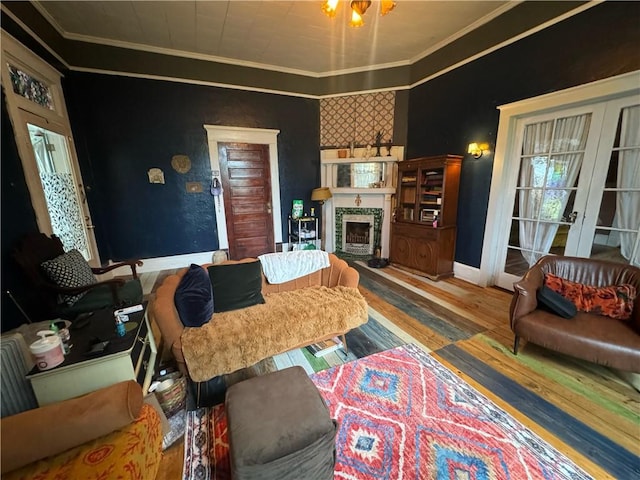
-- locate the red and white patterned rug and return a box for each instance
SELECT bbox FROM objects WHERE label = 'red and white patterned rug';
[183,344,592,479]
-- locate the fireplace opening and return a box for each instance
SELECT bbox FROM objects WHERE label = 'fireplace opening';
[346,222,370,244]
[342,214,374,255]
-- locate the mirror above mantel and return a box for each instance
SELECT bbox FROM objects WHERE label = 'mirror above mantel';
[320,147,403,194]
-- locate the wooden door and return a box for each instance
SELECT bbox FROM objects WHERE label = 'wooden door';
[218,142,275,259]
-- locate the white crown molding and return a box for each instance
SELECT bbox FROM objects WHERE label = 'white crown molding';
[69,66,319,99]
[26,0,599,84]
[29,0,409,80]
[410,1,602,90]
[409,1,521,65]
[0,4,70,71]
[15,1,604,99]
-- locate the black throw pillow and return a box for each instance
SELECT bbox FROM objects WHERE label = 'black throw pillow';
[207,261,265,313]
[536,285,577,319]
[174,264,214,327]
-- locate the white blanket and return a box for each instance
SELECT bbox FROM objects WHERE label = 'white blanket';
[258,250,330,284]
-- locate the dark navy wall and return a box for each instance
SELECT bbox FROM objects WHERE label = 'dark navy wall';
[407,1,640,268]
[1,88,42,330]
[64,73,319,262]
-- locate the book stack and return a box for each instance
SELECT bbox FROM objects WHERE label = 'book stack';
[306,336,344,357]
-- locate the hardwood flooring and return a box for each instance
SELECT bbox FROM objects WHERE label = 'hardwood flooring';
[147,260,639,480]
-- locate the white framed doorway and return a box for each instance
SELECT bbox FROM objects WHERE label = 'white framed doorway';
[1,31,101,266]
[480,71,640,289]
[203,125,282,250]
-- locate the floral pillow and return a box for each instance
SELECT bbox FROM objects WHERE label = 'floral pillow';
[544,273,636,321]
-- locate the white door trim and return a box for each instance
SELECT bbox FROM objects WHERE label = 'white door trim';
[203,125,282,250]
[1,31,101,267]
[479,70,640,287]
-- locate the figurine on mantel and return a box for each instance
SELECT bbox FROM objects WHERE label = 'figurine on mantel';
[375,131,383,157]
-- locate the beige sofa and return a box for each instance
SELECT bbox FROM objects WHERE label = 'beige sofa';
[151,253,368,383]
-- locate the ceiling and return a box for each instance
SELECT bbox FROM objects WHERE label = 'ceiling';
[32,1,514,77]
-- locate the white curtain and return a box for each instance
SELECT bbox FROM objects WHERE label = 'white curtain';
[614,105,640,265]
[519,114,590,266]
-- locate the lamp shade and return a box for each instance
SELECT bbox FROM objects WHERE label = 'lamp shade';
[311,187,332,202]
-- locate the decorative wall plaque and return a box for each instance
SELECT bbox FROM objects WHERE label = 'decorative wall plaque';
[171,154,191,174]
[148,168,165,184]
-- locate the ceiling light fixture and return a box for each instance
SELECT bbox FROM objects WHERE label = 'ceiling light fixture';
[322,0,396,27]
[321,0,339,17]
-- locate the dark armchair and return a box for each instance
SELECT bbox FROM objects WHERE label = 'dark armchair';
[13,232,144,319]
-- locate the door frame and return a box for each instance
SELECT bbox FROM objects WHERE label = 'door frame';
[204,125,282,250]
[1,31,101,266]
[479,70,640,288]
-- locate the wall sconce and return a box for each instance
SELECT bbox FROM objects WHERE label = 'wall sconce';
[468,142,489,159]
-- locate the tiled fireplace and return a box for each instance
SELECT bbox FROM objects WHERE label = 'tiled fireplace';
[319,147,403,257]
[342,214,374,254]
[340,212,378,255]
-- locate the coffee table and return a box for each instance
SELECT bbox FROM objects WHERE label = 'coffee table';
[26,302,157,406]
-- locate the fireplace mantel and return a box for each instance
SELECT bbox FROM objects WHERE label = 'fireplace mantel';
[319,147,404,257]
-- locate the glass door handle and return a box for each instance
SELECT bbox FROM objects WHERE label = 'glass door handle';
[85,216,95,229]
[266,201,272,214]
[568,211,579,223]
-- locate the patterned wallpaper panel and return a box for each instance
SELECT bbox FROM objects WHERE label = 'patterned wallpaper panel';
[321,92,395,148]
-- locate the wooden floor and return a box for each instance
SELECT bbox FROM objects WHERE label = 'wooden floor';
[145,260,640,480]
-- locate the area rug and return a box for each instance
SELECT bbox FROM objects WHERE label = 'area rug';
[183,344,592,479]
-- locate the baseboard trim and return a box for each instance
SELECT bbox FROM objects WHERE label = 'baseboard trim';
[453,262,483,286]
[132,251,217,273]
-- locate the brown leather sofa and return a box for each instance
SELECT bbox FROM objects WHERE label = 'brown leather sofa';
[510,256,640,373]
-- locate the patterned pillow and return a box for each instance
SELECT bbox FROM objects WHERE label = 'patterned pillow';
[544,273,636,320]
[41,249,97,306]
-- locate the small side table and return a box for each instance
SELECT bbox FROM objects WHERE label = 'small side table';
[26,303,157,406]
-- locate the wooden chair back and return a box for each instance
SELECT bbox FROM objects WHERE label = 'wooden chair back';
[12,232,66,314]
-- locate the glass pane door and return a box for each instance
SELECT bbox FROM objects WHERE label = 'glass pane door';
[27,123,94,261]
[495,96,639,290]
[503,113,592,278]
[580,102,640,266]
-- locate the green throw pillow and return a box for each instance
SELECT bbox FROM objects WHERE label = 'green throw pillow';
[207,261,265,313]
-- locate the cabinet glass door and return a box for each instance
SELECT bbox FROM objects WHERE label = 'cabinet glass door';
[420,167,444,224]
[398,168,418,221]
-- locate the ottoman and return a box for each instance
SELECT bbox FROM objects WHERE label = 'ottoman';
[225,366,338,480]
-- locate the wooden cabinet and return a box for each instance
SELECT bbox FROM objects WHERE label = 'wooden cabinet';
[390,154,462,280]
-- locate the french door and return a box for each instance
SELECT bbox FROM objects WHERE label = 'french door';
[495,95,640,290]
[22,112,98,262]
[1,32,101,266]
